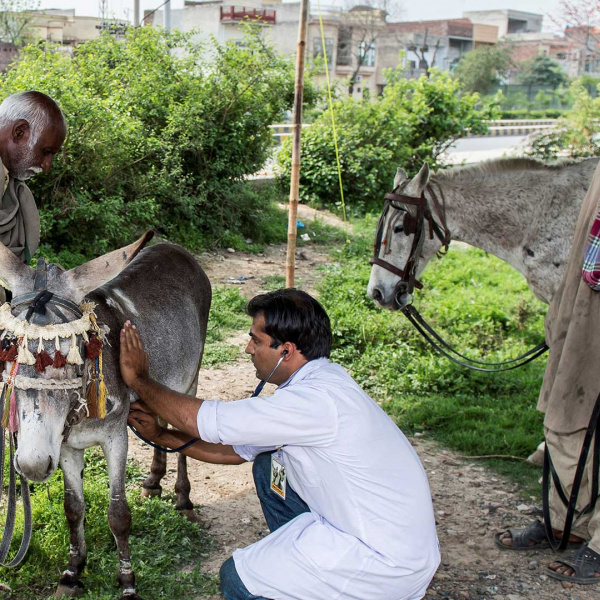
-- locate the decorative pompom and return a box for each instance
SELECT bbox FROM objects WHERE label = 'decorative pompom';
[85,335,102,359]
[35,337,53,372]
[35,350,53,372]
[66,334,83,365]
[52,336,67,368]
[17,336,36,365]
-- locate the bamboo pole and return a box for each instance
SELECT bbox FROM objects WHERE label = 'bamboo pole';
[285,0,309,288]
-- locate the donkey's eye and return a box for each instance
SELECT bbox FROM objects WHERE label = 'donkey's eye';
[393,224,404,234]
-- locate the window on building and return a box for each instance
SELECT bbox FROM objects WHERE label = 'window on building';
[313,37,333,67]
[358,41,376,67]
[337,27,352,66]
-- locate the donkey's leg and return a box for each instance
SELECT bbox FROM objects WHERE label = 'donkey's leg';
[175,452,194,512]
[141,417,167,498]
[56,447,86,598]
[103,430,143,600]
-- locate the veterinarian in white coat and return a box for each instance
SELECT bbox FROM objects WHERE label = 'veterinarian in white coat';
[121,289,440,600]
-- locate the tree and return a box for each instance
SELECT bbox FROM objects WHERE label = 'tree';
[517,55,568,88]
[453,45,513,95]
[339,0,399,95]
[0,0,38,46]
[550,0,600,74]
[406,29,441,76]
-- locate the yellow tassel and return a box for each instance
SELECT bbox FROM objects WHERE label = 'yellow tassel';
[17,336,36,365]
[66,333,83,365]
[97,377,107,419]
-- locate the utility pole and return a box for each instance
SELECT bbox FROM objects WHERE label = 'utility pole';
[285,0,309,288]
[165,0,171,32]
[99,0,107,26]
[134,0,140,27]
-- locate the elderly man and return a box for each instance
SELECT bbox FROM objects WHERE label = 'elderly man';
[0,90,66,264]
[121,289,440,600]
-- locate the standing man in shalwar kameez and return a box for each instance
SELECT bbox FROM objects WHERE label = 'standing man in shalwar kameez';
[495,162,600,586]
[0,91,66,271]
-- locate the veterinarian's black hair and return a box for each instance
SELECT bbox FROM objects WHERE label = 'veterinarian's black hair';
[247,289,332,360]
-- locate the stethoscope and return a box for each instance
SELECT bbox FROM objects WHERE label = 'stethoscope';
[128,349,289,453]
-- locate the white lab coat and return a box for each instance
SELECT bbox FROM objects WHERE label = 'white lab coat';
[197,358,440,600]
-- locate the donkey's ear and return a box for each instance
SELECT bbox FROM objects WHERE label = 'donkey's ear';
[407,163,430,196]
[0,241,34,296]
[393,167,408,189]
[63,231,154,303]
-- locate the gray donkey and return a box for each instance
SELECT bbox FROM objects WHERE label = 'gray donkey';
[0,233,210,599]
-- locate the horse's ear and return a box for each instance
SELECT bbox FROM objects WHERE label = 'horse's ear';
[393,167,408,189]
[62,231,154,303]
[0,241,34,296]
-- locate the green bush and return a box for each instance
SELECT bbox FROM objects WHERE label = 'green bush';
[498,108,567,119]
[276,68,495,214]
[0,27,300,265]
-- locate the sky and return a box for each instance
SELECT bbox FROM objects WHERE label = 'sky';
[39,0,564,26]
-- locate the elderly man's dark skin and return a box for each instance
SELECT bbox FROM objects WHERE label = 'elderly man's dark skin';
[0,91,66,180]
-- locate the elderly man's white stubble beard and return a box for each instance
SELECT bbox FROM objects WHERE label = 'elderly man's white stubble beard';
[11,135,42,181]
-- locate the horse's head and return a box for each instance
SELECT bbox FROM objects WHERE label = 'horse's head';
[368,163,448,310]
[0,232,152,482]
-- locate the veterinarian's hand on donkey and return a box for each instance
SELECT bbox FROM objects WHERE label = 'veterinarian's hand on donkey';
[128,401,163,440]
[120,321,149,388]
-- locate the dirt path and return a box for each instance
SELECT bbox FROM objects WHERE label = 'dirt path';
[128,227,597,600]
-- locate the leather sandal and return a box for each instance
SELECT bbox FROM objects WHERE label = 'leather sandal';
[547,544,600,585]
[494,520,583,552]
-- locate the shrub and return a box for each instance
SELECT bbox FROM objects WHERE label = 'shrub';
[0,27,300,265]
[276,68,495,214]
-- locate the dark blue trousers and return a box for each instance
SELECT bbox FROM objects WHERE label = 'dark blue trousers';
[219,451,310,600]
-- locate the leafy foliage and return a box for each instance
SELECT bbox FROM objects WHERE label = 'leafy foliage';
[276,68,495,214]
[527,79,600,159]
[517,56,568,88]
[453,45,513,95]
[1,449,218,599]
[0,27,298,265]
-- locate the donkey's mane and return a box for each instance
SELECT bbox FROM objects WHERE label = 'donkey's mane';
[433,157,580,182]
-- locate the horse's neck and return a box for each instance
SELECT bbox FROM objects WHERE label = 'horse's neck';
[429,176,534,266]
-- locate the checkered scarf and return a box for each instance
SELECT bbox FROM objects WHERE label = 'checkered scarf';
[582,205,600,290]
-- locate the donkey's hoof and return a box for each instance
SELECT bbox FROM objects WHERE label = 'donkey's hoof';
[175,499,194,512]
[141,485,162,498]
[120,593,143,600]
[55,580,84,598]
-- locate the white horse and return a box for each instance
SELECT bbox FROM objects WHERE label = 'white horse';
[368,158,599,309]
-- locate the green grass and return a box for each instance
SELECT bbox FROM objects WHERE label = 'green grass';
[318,226,549,494]
[203,286,250,367]
[1,449,218,599]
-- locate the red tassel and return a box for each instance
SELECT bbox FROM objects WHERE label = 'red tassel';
[35,350,53,372]
[52,350,67,368]
[85,336,102,359]
[87,380,98,419]
[9,389,17,432]
[3,345,17,362]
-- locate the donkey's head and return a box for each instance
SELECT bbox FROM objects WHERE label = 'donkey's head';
[368,163,445,310]
[0,232,152,482]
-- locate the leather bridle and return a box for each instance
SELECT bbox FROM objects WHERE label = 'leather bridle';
[370,185,451,297]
